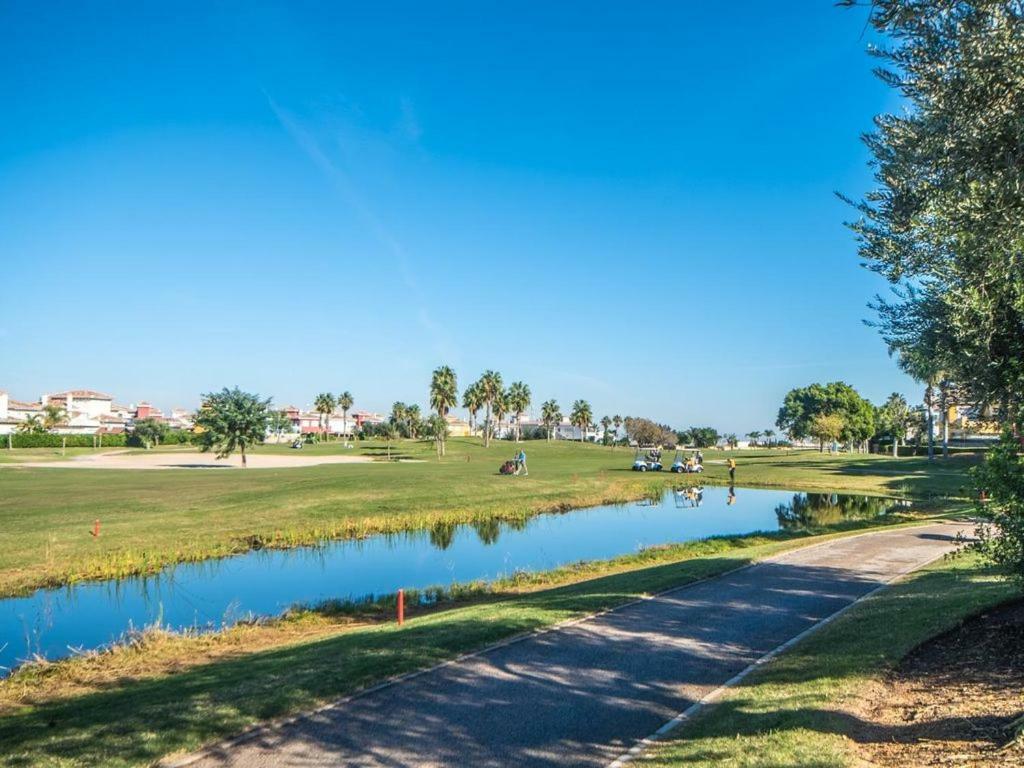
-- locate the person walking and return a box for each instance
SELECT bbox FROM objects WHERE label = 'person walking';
[517,448,528,476]
[728,457,736,483]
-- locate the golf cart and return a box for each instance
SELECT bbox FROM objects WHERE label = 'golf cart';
[673,485,704,508]
[670,449,703,474]
[632,447,663,472]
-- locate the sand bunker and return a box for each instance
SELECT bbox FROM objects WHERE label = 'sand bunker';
[12,450,375,470]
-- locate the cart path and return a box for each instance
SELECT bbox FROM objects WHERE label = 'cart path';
[179,521,970,768]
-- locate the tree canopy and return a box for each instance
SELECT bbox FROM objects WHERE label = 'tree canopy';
[194,387,270,467]
[776,382,875,446]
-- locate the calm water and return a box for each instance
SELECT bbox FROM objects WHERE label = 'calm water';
[0,487,905,673]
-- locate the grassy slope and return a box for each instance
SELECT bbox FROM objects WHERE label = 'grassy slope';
[0,440,975,596]
[0,524,931,768]
[638,552,1021,768]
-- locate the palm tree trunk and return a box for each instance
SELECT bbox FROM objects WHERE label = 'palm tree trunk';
[484,404,491,447]
[925,384,935,462]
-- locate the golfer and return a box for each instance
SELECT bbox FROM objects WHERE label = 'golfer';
[517,448,528,476]
[728,457,736,482]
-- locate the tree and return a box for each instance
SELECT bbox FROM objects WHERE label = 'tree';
[379,420,398,461]
[540,399,561,441]
[506,381,531,442]
[390,402,408,437]
[337,391,354,445]
[809,413,844,453]
[426,414,448,460]
[570,400,593,442]
[843,1,1024,423]
[724,433,739,449]
[17,414,44,434]
[877,392,913,457]
[133,417,168,449]
[268,409,292,442]
[313,392,336,442]
[405,404,422,439]
[493,390,509,440]
[600,415,612,445]
[776,382,875,450]
[746,431,762,447]
[194,387,270,467]
[764,428,776,447]
[429,366,458,456]
[477,371,503,447]
[683,426,719,449]
[462,382,483,436]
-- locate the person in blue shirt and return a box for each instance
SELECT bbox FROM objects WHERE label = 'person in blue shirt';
[517,448,528,476]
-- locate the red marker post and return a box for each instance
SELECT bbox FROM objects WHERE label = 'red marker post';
[92,519,100,538]
[397,588,405,626]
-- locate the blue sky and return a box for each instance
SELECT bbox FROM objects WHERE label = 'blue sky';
[0,2,913,432]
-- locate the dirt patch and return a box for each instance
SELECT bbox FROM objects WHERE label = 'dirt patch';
[853,598,1024,767]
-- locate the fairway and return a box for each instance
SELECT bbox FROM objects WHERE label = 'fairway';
[0,439,974,597]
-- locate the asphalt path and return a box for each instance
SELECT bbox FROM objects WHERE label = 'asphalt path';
[179,521,969,768]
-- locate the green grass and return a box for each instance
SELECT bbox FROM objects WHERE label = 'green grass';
[0,520,941,768]
[0,440,976,596]
[637,551,1021,768]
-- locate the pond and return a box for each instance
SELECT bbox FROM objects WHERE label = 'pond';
[0,487,908,673]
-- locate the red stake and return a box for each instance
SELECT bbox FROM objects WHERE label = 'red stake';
[397,588,405,626]
[92,519,100,538]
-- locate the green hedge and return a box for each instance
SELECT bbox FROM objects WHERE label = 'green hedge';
[3,433,128,448]
[3,430,194,449]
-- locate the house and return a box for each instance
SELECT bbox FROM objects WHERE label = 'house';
[44,390,114,420]
[445,415,473,437]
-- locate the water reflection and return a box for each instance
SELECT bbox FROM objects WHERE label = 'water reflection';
[775,493,908,529]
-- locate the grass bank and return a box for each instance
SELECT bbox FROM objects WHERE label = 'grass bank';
[0,514,942,768]
[637,550,1021,768]
[0,440,975,597]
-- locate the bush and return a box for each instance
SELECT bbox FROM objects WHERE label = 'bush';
[973,430,1024,580]
[2,432,128,448]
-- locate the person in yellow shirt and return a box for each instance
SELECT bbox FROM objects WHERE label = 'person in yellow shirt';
[728,458,736,483]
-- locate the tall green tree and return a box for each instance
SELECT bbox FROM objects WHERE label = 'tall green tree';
[877,392,913,457]
[405,404,422,439]
[426,413,448,460]
[390,402,408,437]
[569,400,592,443]
[776,382,876,450]
[462,381,483,436]
[843,0,1024,422]
[493,390,509,440]
[506,381,531,442]
[313,392,336,442]
[430,366,458,455]
[194,387,270,468]
[540,399,561,441]
[268,409,292,442]
[478,371,503,447]
[763,428,776,447]
[600,415,612,445]
[133,417,168,449]
[337,391,354,445]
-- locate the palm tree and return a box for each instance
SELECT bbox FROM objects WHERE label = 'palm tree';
[429,366,458,455]
[764,428,775,448]
[600,415,612,445]
[746,430,762,447]
[493,390,509,441]
[540,399,561,441]
[506,381,531,442]
[337,391,353,446]
[462,382,483,436]
[725,433,738,449]
[17,414,44,434]
[478,371,503,447]
[390,401,408,437]
[406,404,422,439]
[313,392,336,442]
[380,420,398,461]
[569,400,592,443]
[42,403,69,454]
[612,415,622,449]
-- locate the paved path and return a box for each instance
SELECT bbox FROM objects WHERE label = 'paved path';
[181,521,969,768]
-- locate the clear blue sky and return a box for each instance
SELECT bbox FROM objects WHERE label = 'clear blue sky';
[0,2,914,432]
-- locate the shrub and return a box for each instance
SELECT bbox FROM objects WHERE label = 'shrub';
[973,430,1024,581]
[2,433,128,448]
